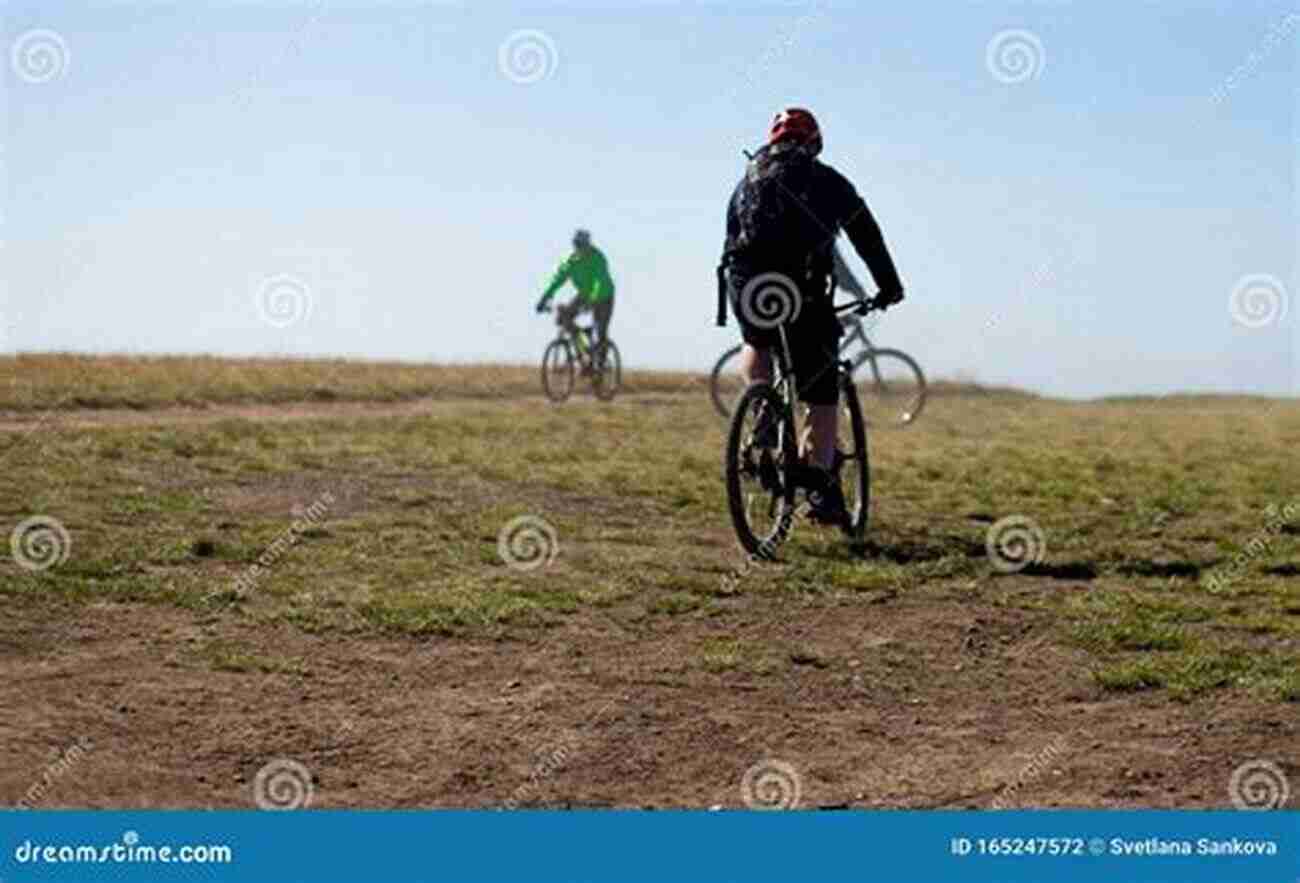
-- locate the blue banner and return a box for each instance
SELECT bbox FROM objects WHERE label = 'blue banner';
[2,811,1297,882]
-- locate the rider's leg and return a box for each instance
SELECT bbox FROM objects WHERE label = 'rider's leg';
[739,344,778,447]
[804,401,845,522]
[794,320,843,468]
[739,345,772,384]
[593,298,613,350]
[794,321,847,522]
[808,404,838,470]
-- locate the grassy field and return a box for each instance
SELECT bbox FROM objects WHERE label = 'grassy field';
[1,355,1297,809]
[0,353,704,411]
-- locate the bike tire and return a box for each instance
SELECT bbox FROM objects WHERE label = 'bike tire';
[709,344,744,419]
[592,340,622,401]
[540,339,575,403]
[837,374,871,546]
[852,347,927,427]
[725,383,798,560]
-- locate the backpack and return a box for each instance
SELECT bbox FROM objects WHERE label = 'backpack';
[734,143,827,266]
[716,143,831,326]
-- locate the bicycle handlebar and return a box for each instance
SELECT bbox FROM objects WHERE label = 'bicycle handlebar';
[835,295,885,317]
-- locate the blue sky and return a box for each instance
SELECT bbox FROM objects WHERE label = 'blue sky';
[2,0,1295,397]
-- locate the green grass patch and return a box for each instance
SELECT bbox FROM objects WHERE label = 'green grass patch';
[3,356,1298,707]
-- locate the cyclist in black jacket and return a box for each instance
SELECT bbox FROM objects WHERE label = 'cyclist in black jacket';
[719,107,905,523]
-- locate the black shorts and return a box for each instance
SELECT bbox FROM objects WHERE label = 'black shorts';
[729,277,842,405]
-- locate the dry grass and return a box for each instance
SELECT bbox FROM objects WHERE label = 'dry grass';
[0,353,709,412]
[0,353,1050,413]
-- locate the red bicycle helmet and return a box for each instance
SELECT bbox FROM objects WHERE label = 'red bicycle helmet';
[768,107,822,155]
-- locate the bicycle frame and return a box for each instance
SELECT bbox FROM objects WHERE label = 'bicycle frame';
[837,317,877,360]
[552,314,602,364]
[772,326,792,389]
[767,298,879,442]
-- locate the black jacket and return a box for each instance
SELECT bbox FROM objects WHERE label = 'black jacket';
[718,153,902,325]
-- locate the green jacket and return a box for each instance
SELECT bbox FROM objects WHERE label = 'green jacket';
[538,247,616,308]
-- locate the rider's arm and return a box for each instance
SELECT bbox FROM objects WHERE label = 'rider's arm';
[837,179,904,298]
[537,259,572,311]
[716,194,738,326]
[591,250,614,300]
[831,244,868,298]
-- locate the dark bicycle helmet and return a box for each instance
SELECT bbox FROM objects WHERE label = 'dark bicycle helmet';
[572,228,592,249]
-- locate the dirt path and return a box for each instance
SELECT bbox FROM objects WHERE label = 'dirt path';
[2,587,1291,809]
[0,393,691,433]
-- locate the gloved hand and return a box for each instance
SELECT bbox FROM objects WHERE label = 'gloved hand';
[536,301,549,314]
[877,289,905,308]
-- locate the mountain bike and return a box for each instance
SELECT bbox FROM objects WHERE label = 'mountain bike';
[539,307,622,403]
[711,313,926,427]
[724,296,881,559]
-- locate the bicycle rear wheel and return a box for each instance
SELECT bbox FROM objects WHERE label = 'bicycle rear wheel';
[852,348,927,427]
[835,375,871,546]
[592,340,622,401]
[541,339,574,403]
[709,344,744,419]
[725,383,798,560]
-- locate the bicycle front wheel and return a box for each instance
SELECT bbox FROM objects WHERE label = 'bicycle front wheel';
[709,344,744,419]
[725,383,798,560]
[852,348,927,427]
[836,376,871,546]
[592,340,622,401]
[541,339,575,403]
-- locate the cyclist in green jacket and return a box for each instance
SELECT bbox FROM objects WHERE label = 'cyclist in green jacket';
[536,230,616,365]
